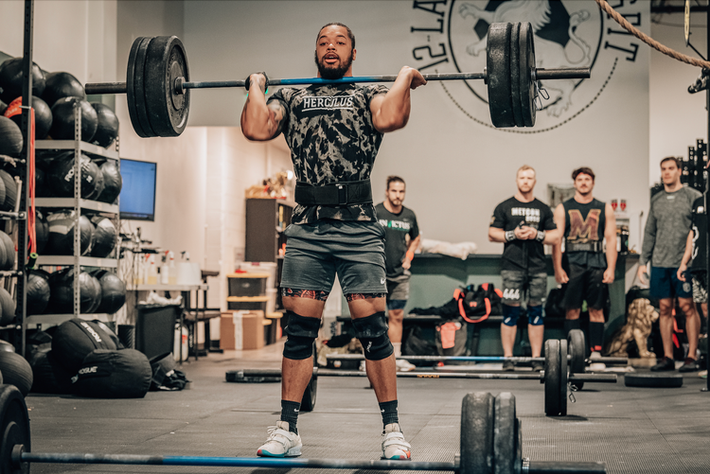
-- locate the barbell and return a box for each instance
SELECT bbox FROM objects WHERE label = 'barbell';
[3,385,606,474]
[83,22,590,138]
[226,338,618,417]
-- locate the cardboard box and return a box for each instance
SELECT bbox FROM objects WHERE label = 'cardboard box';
[220,311,265,350]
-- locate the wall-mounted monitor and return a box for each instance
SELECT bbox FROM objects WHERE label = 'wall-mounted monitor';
[119,158,157,221]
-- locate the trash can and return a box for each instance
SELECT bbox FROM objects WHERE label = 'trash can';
[135,304,181,360]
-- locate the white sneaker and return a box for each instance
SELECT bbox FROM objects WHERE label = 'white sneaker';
[395,359,416,372]
[381,423,412,460]
[588,351,606,372]
[256,421,302,457]
[359,360,366,372]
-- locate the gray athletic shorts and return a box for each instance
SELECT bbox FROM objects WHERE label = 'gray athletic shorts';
[387,275,410,309]
[500,270,547,306]
[280,220,387,295]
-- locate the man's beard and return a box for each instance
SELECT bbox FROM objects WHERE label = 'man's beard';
[315,50,354,79]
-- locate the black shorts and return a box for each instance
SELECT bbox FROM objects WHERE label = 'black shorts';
[563,264,608,311]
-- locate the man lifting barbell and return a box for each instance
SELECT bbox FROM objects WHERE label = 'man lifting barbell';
[240,22,426,460]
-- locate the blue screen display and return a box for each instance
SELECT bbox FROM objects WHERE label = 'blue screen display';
[119,159,157,221]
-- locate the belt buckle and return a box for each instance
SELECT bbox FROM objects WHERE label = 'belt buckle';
[337,184,347,205]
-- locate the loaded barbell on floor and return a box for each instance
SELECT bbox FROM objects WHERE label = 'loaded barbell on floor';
[226,338,618,417]
[83,22,590,138]
[3,385,606,474]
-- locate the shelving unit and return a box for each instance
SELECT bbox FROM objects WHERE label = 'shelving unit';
[24,106,121,332]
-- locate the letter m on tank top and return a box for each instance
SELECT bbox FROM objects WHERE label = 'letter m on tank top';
[567,209,601,242]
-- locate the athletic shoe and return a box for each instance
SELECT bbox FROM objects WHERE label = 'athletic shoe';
[395,359,416,372]
[359,361,366,372]
[678,358,700,373]
[531,360,544,372]
[588,351,606,372]
[381,423,412,460]
[502,359,515,372]
[256,421,302,457]
[650,357,676,372]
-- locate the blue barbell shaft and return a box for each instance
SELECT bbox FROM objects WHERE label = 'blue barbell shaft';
[84,68,591,95]
[19,451,454,470]
[325,354,629,365]
[17,451,607,473]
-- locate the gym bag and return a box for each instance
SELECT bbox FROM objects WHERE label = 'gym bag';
[72,348,152,398]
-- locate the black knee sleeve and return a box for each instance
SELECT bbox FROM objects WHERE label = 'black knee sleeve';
[352,311,393,361]
[283,311,320,360]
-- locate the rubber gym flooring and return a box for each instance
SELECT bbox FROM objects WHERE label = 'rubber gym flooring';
[23,340,710,474]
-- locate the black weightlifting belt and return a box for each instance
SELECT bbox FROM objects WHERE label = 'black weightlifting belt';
[566,240,603,253]
[295,180,372,206]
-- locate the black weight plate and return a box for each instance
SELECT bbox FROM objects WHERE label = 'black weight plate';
[486,22,514,128]
[559,339,568,416]
[518,22,536,127]
[300,367,318,412]
[0,385,31,474]
[544,339,562,416]
[494,392,516,474]
[568,329,586,391]
[624,373,683,388]
[144,36,190,137]
[225,369,281,383]
[461,392,494,474]
[509,23,523,128]
[126,36,155,138]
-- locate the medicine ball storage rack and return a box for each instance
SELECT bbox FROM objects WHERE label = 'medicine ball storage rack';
[27,105,122,330]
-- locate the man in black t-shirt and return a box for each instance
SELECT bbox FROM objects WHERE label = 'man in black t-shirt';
[552,167,617,370]
[242,23,426,460]
[375,176,420,372]
[489,165,559,371]
[678,196,708,337]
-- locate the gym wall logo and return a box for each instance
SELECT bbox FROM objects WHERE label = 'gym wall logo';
[409,0,645,133]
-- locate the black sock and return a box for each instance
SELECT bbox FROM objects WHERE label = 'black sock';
[280,400,300,434]
[564,319,581,335]
[379,400,399,427]
[589,322,605,353]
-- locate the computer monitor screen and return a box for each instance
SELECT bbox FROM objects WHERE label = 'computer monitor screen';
[119,158,157,221]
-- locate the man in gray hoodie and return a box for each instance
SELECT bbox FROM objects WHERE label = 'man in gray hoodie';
[637,157,702,372]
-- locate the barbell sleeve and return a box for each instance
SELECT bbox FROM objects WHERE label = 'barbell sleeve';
[568,374,618,383]
[85,82,127,95]
[534,68,591,80]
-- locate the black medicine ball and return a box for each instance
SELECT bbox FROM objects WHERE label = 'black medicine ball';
[46,211,94,256]
[0,57,46,104]
[47,151,102,199]
[90,103,119,148]
[35,209,49,254]
[0,169,17,212]
[96,160,122,204]
[90,217,117,258]
[0,116,22,157]
[90,269,127,314]
[3,96,53,140]
[41,71,85,108]
[47,270,102,315]
[27,269,51,315]
[49,96,98,142]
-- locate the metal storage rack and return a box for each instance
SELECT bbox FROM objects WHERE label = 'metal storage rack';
[26,107,121,329]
